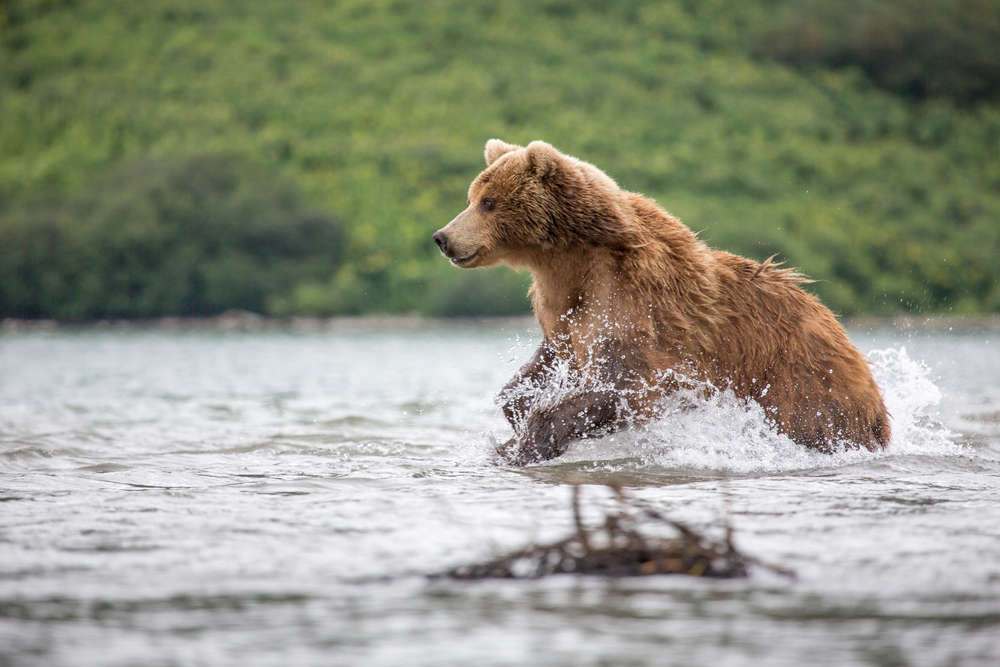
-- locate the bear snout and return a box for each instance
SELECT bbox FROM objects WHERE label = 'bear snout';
[433,230,450,254]
[433,227,483,267]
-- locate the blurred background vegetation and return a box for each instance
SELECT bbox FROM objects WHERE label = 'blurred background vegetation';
[1,0,998,319]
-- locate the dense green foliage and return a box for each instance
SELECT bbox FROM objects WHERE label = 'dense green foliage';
[1,0,998,318]
[0,155,345,319]
[758,0,1000,104]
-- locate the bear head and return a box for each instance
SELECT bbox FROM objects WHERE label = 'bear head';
[433,140,634,270]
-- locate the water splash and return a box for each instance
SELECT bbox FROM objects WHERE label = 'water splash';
[868,347,953,455]
[489,346,957,474]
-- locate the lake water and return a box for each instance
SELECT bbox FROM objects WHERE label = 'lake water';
[1,320,998,666]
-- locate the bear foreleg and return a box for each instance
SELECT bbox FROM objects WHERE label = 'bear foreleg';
[498,342,557,431]
[496,338,659,465]
[497,389,620,465]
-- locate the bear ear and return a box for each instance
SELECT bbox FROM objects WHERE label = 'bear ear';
[525,141,560,180]
[484,139,520,166]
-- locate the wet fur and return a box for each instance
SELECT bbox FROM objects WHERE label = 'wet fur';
[435,140,890,464]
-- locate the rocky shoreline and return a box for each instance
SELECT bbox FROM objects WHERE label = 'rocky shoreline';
[2,311,999,334]
[0,311,539,334]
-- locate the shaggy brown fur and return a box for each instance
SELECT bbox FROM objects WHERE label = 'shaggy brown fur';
[433,140,890,465]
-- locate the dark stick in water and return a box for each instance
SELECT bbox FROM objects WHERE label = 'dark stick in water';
[439,483,795,580]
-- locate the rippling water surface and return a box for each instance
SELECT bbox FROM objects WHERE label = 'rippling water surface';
[1,321,998,666]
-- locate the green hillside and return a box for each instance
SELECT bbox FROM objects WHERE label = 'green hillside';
[2,0,999,319]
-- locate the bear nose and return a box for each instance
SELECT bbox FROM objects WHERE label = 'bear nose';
[433,231,449,252]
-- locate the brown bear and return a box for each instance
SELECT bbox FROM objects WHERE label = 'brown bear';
[433,140,890,465]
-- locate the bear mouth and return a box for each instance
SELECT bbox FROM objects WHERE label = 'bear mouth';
[450,248,481,267]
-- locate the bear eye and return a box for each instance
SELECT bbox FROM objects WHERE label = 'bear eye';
[481,197,494,211]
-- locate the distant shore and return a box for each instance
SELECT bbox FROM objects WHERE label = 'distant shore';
[3,311,1000,334]
[840,314,1000,333]
[0,312,539,334]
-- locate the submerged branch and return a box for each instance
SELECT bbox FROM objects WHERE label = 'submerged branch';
[437,483,795,581]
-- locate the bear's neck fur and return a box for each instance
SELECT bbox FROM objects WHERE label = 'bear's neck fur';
[522,191,724,362]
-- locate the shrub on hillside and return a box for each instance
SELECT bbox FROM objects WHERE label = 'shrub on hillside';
[424,269,532,318]
[0,155,346,319]
[757,0,1000,104]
